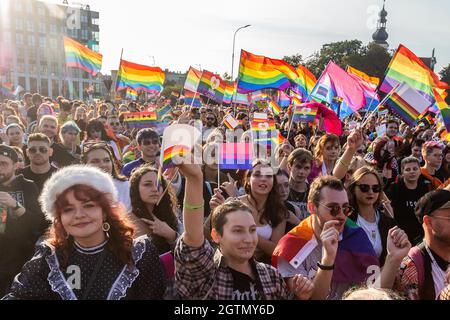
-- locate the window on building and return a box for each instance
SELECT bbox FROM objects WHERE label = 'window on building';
[26,4,33,14]
[17,61,25,73]
[28,35,35,46]
[38,6,45,16]
[49,38,57,49]
[50,24,57,34]
[15,2,23,12]
[4,32,11,46]
[40,64,48,75]
[15,34,24,46]
[81,30,89,40]
[39,22,46,33]
[92,18,99,25]
[39,36,46,48]
[92,32,99,41]
[81,15,88,23]
[52,63,59,74]
[29,63,37,74]
[26,21,33,32]
[15,19,23,31]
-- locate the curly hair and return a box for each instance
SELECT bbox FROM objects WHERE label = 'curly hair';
[46,185,135,269]
[244,159,286,227]
[129,165,179,253]
[313,134,340,163]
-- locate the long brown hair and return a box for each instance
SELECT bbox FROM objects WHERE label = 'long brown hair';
[347,166,384,215]
[244,159,286,227]
[129,165,179,252]
[46,185,135,269]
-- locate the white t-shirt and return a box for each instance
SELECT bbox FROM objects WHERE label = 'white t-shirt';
[356,212,382,258]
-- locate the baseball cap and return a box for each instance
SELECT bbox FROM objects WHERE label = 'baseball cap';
[415,189,450,223]
[0,145,18,163]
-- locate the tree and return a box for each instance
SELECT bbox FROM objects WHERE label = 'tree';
[283,54,303,68]
[440,64,450,104]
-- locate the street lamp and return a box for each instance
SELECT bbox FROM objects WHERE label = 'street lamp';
[231,24,251,82]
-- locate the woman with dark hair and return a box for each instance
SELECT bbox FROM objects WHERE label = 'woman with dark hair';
[82,142,131,213]
[275,170,301,233]
[129,165,182,255]
[347,166,396,265]
[84,119,121,161]
[2,165,166,300]
[209,159,287,264]
[436,144,450,181]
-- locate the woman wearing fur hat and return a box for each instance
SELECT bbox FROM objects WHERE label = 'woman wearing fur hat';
[2,165,167,300]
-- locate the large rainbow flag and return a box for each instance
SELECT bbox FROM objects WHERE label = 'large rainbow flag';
[116,59,165,93]
[272,216,379,284]
[293,65,317,100]
[223,81,235,104]
[184,66,202,93]
[382,82,431,126]
[380,44,449,104]
[184,90,202,107]
[237,50,298,94]
[64,36,102,76]
[197,70,225,103]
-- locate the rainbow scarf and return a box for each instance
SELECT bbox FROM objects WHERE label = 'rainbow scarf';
[273,216,379,284]
[64,36,102,76]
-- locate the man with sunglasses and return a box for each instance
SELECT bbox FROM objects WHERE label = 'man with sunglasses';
[273,175,411,300]
[0,145,46,295]
[107,115,130,151]
[202,111,217,143]
[18,133,57,195]
[396,189,450,300]
[121,128,160,178]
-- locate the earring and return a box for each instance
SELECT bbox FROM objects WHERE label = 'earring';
[102,222,110,232]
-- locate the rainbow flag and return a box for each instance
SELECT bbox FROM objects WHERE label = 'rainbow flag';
[272,216,379,284]
[126,87,138,100]
[116,59,165,93]
[277,90,291,108]
[197,70,225,103]
[267,100,281,115]
[249,90,270,102]
[251,118,277,156]
[123,111,157,129]
[184,90,202,107]
[434,88,450,132]
[223,81,235,104]
[347,66,379,87]
[237,50,298,94]
[184,66,202,93]
[157,104,172,120]
[293,103,319,122]
[293,65,317,99]
[64,37,102,76]
[219,143,253,170]
[162,145,191,170]
[382,83,431,126]
[380,44,450,105]
[223,114,239,130]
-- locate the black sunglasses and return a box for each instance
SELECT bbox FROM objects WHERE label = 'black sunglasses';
[356,184,382,193]
[319,202,353,217]
[28,147,48,154]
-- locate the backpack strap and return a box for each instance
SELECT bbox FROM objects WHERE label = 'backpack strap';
[408,246,425,287]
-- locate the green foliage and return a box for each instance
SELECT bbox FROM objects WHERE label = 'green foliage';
[282,54,303,68]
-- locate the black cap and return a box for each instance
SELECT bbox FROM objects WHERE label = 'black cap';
[415,189,450,223]
[0,145,18,163]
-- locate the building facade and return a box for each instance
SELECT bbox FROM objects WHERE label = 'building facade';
[0,0,105,100]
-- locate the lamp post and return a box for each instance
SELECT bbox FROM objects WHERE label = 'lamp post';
[231,24,251,82]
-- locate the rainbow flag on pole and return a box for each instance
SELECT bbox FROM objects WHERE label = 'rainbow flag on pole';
[267,100,281,115]
[184,66,202,92]
[197,70,225,103]
[64,37,102,76]
[184,90,202,107]
[223,81,235,104]
[126,87,138,100]
[293,103,319,123]
[123,111,157,129]
[116,59,165,93]
[293,65,317,99]
[277,90,291,108]
[219,143,253,170]
[434,88,450,132]
[162,145,191,170]
[237,50,298,94]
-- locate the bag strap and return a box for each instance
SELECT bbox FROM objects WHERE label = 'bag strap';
[80,249,108,300]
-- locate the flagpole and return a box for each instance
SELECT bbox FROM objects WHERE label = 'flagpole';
[114,49,124,96]
[361,83,401,128]
[156,168,179,206]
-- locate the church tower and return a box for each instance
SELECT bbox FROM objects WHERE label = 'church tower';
[372,0,389,49]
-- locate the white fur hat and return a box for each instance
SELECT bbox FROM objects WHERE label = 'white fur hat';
[39,165,118,221]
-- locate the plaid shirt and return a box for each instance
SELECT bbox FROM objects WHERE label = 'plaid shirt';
[174,238,290,300]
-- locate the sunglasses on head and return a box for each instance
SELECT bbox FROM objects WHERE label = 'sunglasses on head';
[28,147,48,154]
[141,138,159,146]
[356,184,382,193]
[319,202,353,217]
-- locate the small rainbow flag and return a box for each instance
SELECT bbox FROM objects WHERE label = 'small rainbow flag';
[184,90,202,107]
[219,143,253,170]
[293,65,317,99]
[383,83,431,126]
[293,103,319,122]
[223,114,239,130]
[126,87,138,100]
[277,90,291,108]
[64,36,102,76]
[197,70,225,104]
[249,90,270,102]
[184,66,202,93]
[434,88,450,132]
[157,104,172,119]
[267,100,281,115]
[116,59,165,93]
[162,145,191,170]
[123,111,157,129]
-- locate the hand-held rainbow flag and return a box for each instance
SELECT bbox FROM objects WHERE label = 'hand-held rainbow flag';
[223,81,235,104]
[267,100,281,115]
[223,114,240,130]
[382,82,431,126]
[64,36,102,76]
[251,117,277,157]
[126,87,138,100]
[116,59,165,93]
[184,90,202,107]
[197,70,225,103]
[123,111,157,129]
[293,103,319,122]
[184,66,202,93]
[157,104,172,120]
[219,142,253,170]
[237,50,299,94]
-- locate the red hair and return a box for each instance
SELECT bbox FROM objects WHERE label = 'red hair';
[46,185,135,268]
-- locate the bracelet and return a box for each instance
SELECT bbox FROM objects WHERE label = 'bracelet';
[338,158,350,168]
[317,262,335,271]
[184,201,205,210]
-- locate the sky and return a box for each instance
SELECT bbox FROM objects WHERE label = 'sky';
[40,0,450,77]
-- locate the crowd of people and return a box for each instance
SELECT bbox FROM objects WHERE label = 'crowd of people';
[0,92,449,301]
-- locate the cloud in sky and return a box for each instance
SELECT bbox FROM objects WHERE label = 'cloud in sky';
[42,0,450,75]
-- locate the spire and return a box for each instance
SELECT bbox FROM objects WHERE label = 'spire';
[372,0,389,49]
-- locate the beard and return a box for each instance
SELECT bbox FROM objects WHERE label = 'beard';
[0,171,14,184]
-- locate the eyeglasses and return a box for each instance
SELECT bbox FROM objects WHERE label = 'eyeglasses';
[319,202,353,217]
[82,141,110,153]
[28,147,48,154]
[206,118,215,121]
[141,138,160,146]
[356,184,382,193]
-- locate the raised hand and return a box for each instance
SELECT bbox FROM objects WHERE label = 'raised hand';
[210,188,226,211]
[386,226,411,261]
[320,220,340,262]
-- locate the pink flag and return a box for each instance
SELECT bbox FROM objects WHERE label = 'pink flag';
[313,102,343,135]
